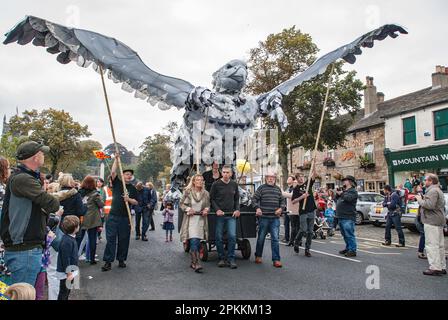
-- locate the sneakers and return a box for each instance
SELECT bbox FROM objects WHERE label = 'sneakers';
[255,257,262,264]
[395,243,405,248]
[142,235,148,241]
[273,261,282,268]
[101,262,112,272]
[135,235,141,240]
[217,260,227,268]
[229,261,238,269]
[118,261,126,268]
[339,249,348,255]
[305,249,311,257]
[382,241,391,246]
[345,251,357,257]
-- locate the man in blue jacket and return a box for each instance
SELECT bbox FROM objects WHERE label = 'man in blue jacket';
[134,182,156,241]
[382,185,405,247]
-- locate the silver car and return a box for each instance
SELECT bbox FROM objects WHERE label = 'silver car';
[355,192,385,225]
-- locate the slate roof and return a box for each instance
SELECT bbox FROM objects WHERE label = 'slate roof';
[348,86,448,133]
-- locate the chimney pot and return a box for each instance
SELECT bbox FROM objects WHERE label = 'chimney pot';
[432,65,448,89]
[364,76,378,116]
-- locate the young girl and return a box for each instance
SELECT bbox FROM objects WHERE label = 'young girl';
[324,201,336,236]
[35,227,56,300]
[162,202,175,242]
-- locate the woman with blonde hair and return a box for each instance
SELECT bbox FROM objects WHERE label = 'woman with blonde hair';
[179,174,210,273]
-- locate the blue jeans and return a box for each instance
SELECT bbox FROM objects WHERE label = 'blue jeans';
[189,238,201,253]
[215,216,237,262]
[416,217,425,253]
[4,247,43,285]
[255,217,281,262]
[135,208,150,236]
[103,215,131,263]
[338,219,357,252]
[385,213,405,245]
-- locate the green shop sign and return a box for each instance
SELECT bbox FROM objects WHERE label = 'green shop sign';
[385,144,448,172]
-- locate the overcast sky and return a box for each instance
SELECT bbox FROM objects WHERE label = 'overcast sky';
[0,0,446,154]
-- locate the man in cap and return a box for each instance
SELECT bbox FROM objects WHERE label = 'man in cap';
[102,154,138,271]
[0,141,60,285]
[253,170,286,268]
[335,175,359,257]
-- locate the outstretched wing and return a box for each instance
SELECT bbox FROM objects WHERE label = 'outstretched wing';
[260,24,407,99]
[3,15,194,110]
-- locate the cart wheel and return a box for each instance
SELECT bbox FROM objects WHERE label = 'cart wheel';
[320,233,327,240]
[199,242,208,262]
[240,239,251,260]
[183,241,190,253]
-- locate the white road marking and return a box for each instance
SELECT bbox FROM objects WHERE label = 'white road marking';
[280,242,361,263]
[356,249,401,255]
[332,235,419,249]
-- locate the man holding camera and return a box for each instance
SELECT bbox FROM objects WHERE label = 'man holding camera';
[335,175,358,257]
[382,185,405,247]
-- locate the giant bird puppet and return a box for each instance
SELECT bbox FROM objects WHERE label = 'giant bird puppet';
[4,16,407,188]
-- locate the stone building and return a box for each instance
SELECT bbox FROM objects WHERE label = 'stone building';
[290,76,389,193]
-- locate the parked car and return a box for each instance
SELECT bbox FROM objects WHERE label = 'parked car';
[369,192,447,234]
[355,192,384,225]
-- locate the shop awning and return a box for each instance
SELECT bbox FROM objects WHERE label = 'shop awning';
[385,144,448,172]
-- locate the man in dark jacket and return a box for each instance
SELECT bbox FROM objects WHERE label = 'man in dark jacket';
[335,175,358,257]
[0,141,60,285]
[134,182,156,241]
[382,185,405,247]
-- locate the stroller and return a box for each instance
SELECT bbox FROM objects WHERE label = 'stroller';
[312,216,333,240]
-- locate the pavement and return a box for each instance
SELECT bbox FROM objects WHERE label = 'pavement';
[72,211,448,300]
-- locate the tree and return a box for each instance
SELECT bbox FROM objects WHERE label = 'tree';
[8,108,91,176]
[104,142,135,165]
[136,133,172,183]
[0,132,25,164]
[58,139,103,179]
[246,26,364,187]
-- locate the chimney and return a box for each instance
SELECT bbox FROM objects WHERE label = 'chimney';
[432,65,448,89]
[364,76,378,116]
[377,92,385,103]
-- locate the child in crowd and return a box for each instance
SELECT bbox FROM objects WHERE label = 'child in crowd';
[56,215,80,300]
[324,201,336,235]
[162,202,175,242]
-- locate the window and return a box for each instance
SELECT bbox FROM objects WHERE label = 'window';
[303,150,311,163]
[377,181,386,192]
[366,181,376,192]
[364,143,374,163]
[403,116,416,145]
[434,108,448,141]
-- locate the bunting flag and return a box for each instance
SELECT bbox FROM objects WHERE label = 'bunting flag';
[93,150,111,160]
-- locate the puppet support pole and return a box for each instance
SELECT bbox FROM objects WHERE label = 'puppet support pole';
[99,65,133,230]
[303,64,335,210]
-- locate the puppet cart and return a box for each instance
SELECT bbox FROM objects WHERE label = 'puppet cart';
[178,204,256,262]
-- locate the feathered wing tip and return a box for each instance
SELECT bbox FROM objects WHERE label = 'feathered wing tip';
[272,24,408,96]
[3,15,194,110]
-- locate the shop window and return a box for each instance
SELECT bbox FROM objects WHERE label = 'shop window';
[434,108,448,141]
[403,116,416,145]
[364,142,374,163]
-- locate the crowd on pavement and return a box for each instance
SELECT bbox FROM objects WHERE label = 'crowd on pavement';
[0,140,446,300]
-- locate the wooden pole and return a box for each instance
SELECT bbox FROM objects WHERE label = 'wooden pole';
[99,65,133,230]
[303,64,335,210]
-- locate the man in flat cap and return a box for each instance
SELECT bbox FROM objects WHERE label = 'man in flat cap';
[0,141,60,285]
[102,154,138,272]
[335,175,359,257]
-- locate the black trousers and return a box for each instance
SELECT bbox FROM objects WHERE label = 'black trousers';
[149,208,155,230]
[58,279,71,300]
[289,215,300,244]
[103,215,131,262]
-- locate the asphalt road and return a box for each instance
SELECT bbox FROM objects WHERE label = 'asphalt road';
[72,211,448,300]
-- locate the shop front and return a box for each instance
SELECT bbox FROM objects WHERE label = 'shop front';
[385,144,448,191]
